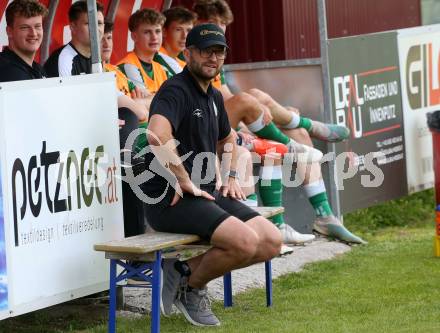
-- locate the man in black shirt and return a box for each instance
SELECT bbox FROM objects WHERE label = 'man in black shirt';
[0,0,47,82]
[44,1,104,77]
[146,24,282,326]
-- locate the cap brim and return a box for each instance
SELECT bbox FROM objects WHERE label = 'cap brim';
[196,40,229,49]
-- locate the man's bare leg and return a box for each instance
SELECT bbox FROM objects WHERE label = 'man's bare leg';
[281,128,366,244]
[248,88,350,142]
[258,152,315,245]
[166,215,280,326]
[225,92,322,162]
[224,92,266,129]
[177,216,282,285]
[247,88,293,126]
[187,216,281,288]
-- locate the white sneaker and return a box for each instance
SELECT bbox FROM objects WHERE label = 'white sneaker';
[279,223,315,245]
[309,121,350,142]
[286,139,323,163]
[313,215,367,244]
[279,244,294,256]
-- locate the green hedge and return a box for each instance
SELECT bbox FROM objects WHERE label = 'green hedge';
[344,189,436,234]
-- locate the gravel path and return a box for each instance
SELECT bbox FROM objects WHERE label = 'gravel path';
[121,237,351,314]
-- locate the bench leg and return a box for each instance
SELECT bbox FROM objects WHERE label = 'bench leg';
[151,250,162,333]
[265,260,273,307]
[223,272,233,307]
[108,259,117,333]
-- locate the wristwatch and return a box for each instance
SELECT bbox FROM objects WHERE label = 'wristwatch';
[228,170,240,180]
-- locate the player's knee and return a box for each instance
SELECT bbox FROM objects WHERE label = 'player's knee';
[255,220,282,259]
[248,88,269,104]
[242,93,265,120]
[265,229,282,258]
[231,231,259,260]
[235,92,258,110]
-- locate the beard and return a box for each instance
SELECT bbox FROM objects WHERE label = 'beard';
[187,58,220,82]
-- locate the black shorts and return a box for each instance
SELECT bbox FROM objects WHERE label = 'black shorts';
[144,190,260,240]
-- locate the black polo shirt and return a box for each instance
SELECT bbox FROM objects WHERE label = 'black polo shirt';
[0,47,46,82]
[143,66,231,203]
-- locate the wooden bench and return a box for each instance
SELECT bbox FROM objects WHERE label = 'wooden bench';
[94,206,283,333]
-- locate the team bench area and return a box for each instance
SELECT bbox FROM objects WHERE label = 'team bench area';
[94,206,284,333]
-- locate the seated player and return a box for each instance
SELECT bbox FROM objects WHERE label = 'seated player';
[44,0,104,77]
[0,0,48,82]
[146,24,282,326]
[117,8,171,152]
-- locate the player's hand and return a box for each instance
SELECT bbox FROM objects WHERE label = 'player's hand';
[237,131,255,145]
[221,177,246,200]
[262,108,273,125]
[215,177,223,191]
[171,179,215,206]
[131,86,148,99]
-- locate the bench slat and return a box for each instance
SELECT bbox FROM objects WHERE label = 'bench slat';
[94,232,201,254]
[94,206,283,255]
[104,244,211,262]
[254,206,284,218]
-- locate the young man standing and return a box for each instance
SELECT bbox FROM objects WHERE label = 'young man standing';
[0,0,47,82]
[193,0,365,244]
[44,0,105,77]
[146,24,282,326]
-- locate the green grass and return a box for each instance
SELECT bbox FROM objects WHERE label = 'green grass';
[1,190,439,333]
[103,227,440,333]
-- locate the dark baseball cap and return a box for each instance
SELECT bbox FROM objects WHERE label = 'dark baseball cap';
[186,23,228,49]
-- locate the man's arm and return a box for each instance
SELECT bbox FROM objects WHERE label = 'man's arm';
[119,63,147,91]
[117,94,148,121]
[131,85,154,109]
[57,46,78,77]
[148,114,214,205]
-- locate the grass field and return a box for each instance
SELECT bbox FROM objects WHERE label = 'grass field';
[1,190,439,333]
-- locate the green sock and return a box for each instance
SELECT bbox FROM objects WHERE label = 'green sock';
[309,192,333,217]
[253,122,290,145]
[247,193,258,201]
[244,193,258,207]
[299,117,312,131]
[258,177,285,227]
[270,213,284,227]
[135,121,148,153]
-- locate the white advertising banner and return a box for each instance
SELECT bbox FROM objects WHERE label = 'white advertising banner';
[397,24,440,193]
[0,74,124,319]
[0,164,7,320]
